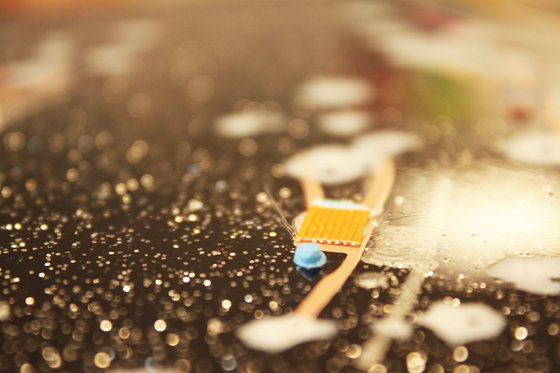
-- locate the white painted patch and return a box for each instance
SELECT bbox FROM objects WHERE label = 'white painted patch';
[214,109,285,138]
[85,19,162,77]
[317,110,374,137]
[373,26,490,78]
[352,131,422,171]
[4,33,72,90]
[418,301,506,346]
[284,144,368,185]
[372,317,413,341]
[0,32,73,129]
[354,272,389,289]
[284,131,421,185]
[505,131,560,166]
[294,76,374,111]
[488,256,560,295]
[236,314,338,353]
[85,43,138,76]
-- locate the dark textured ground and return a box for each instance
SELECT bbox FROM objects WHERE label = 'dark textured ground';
[0,2,559,372]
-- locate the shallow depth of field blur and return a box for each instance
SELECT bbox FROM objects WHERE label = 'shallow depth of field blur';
[1,1,560,373]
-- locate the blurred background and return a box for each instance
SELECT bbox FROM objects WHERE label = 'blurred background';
[2,1,560,373]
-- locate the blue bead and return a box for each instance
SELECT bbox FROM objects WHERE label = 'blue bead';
[293,243,327,269]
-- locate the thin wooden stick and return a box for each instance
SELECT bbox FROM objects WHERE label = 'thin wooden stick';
[301,177,324,206]
[363,160,396,212]
[294,223,375,318]
[295,159,396,318]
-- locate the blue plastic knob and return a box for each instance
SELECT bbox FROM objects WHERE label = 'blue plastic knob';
[293,243,327,269]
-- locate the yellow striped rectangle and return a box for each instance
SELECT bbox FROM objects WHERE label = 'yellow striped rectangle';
[295,206,370,247]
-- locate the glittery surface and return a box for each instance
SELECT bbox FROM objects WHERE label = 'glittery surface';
[1,2,560,373]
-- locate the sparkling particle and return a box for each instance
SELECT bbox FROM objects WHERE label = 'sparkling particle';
[548,323,559,336]
[140,174,155,188]
[20,363,36,373]
[66,168,79,182]
[345,344,362,359]
[256,192,269,203]
[127,94,152,118]
[428,364,445,373]
[188,199,203,210]
[207,318,225,336]
[514,326,528,340]
[100,320,113,332]
[221,355,237,371]
[287,118,309,139]
[118,327,130,339]
[279,187,291,198]
[166,333,180,346]
[126,139,150,163]
[453,346,469,362]
[0,302,10,321]
[221,299,232,310]
[394,195,405,206]
[186,75,215,103]
[453,365,472,373]
[368,364,387,373]
[154,319,167,332]
[94,352,111,369]
[42,347,62,368]
[4,131,26,151]
[406,352,426,373]
[239,138,258,156]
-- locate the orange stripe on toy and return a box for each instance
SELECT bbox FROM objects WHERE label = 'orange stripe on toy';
[295,205,371,247]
